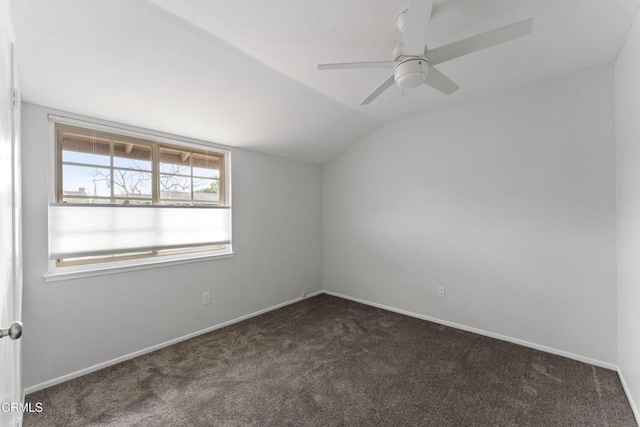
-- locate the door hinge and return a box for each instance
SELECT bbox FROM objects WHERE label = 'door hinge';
[11,89,19,110]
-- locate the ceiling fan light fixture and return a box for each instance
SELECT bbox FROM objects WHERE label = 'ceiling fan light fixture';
[394,59,427,89]
[317,0,534,105]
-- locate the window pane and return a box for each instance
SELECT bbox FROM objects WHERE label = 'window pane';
[60,250,154,264]
[62,165,111,197]
[113,141,152,170]
[159,147,190,175]
[62,135,110,166]
[193,178,220,203]
[112,169,152,198]
[160,174,191,200]
[192,153,220,178]
[159,163,190,175]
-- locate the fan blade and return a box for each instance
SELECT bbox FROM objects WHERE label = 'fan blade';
[424,67,459,95]
[403,0,434,56]
[360,74,395,105]
[318,61,395,71]
[426,18,534,66]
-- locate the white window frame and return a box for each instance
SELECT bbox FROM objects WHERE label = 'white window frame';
[44,114,233,283]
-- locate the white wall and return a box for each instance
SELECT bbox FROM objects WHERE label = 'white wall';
[615,5,640,416]
[21,102,323,389]
[323,64,617,364]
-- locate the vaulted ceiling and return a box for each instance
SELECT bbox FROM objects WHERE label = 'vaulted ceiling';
[12,0,640,163]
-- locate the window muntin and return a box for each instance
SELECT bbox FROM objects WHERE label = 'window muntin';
[54,123,229,266]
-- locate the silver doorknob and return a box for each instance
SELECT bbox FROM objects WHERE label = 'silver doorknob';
[0,321,22,340]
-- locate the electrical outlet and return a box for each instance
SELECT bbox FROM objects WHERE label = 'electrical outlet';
[202,292,211,305]
[437,286,446,298]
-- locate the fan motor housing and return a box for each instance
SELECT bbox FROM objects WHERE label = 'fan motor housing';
[394,59,428,89]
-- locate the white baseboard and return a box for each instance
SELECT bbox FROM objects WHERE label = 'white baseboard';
[618,367,640,425]
[24,289,622,399]
[323,290,617,371]
[24,290,323,395]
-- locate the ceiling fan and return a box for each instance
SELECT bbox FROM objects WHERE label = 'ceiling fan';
[317,0,534,105]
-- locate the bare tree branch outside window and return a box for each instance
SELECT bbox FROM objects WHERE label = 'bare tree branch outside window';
[160,164,190,194]
[89,159,153,198]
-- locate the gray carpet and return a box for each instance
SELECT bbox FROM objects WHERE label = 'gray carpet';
[25,294,636,426]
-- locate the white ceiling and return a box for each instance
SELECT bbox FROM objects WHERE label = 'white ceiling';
[12,0,640,163]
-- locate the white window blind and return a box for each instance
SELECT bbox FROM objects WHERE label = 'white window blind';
[49,204,231,259]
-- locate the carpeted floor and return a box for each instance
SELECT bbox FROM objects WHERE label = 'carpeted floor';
[25,294,636,426]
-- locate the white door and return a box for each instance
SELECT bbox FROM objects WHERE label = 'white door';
[0,0,23,425]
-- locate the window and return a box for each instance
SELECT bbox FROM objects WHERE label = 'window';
[56,123,225,206]
[49,122,231,270]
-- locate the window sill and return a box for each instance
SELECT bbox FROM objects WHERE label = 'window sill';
[43,251,235,283]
